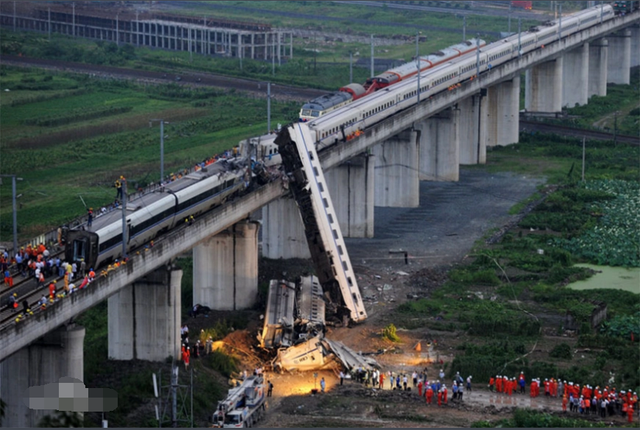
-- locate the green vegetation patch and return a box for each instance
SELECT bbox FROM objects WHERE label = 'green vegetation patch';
[554,180,640,267]
[472,408,607,428]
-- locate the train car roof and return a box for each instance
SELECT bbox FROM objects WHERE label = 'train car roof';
[302,92,352,111]
[76,160,235,233]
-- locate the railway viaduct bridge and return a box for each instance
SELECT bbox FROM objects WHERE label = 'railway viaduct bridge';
[1,10,639,427]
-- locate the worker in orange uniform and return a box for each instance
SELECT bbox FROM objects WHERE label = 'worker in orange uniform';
[562,394,568,412]
[88,268,96,283]
[49,280,56,300]
[426,383,433,405]
[182,344,190,370]
[4,268,13,287]
[437,388,442,407]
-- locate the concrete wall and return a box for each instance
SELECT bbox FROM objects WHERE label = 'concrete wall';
[324,153,375,238]
[261,197,310,259]
[562,43,589,107]
[458,94,487,165]
[0,324,85,427]
[525,57,563,112]
[588,38,608,97]
[108,266,182,362]
[414,108,460,181]
[373,130,420,207]
[607,29,631,84]
[193,220,259,311]
[486,76,521,147]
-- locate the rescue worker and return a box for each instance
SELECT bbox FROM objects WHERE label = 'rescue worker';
[49,280,56,300]
[8,293,17,312]
[426,383,434,405]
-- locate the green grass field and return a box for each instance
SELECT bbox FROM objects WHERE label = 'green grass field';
[0,66,300,240]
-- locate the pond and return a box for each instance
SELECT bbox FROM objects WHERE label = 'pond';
[567,264,640,294]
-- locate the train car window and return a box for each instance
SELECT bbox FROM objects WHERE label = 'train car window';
[318,182,324,192]
[342,260,348,271]
[323,198,329,208]
[327,213,333,223]
[337,245,343,255]
[99,234,123,252]
[347,277,353,287]
[333,229,339,239]
[313,167,319,177]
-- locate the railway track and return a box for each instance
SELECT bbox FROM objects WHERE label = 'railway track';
[520,120,640,145]
[1,55,326,103]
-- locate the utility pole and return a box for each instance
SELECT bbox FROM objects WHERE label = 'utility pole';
[518,18,522,55]
[581,137,586,181]
[116,14,119,46]
[463,16,466,42]
[558,4,562,40]
[613,111,619,146]
[370,34,374,78]
[0,175,22,256]
[475,35,480,78]
[150,120,167,181]
[349,51,353,83]
[272,40,275,76]
[416,31,421,104]
[267,82,271,133]
[72,2,76,37]
[189,28,193,63]
[121,179,128,260]
[171,365,178,428]
[508,3,512,34]
[135,11,139,46]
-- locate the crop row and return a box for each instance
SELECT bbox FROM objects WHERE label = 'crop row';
[23,105,133,127]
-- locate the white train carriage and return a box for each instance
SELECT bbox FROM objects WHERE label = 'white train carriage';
[65,160,248,269]
[308,4,615,150]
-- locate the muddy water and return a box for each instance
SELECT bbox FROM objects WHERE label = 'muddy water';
[568,264,640,294]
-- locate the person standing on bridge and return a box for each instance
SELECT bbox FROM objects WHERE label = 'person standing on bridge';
[8,293,17,312]
[49,280,57,301]
[87,208,93,228]
[115,178,123,201]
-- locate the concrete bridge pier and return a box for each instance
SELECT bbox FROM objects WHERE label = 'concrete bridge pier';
[261,197,311,259]
[588,38,608,97]
[630,26,640,67]
[373,129,420,206]
[486,76,520,147]
[607,29,631,84]
[325,153,375,238]
[0,324,85,428]
[562,43,589,108]
[525,57,563,112]
[193,220,259,311]
[457,93,487,165]
[415,108,460,181]
[108,266,182,361]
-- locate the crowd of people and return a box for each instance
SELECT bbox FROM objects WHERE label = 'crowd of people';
[340,365,637,422]
[488,372,638,422]
[3,242,104,322]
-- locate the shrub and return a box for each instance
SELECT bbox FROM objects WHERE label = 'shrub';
[382,323,400,342]
[549,343,572,360]
[207,351,239,377]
